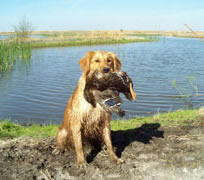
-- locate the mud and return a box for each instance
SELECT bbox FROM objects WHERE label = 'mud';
[0,123,204,180]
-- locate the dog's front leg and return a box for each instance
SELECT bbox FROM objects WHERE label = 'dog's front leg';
[71,124,85,165]
[103,126,124,164]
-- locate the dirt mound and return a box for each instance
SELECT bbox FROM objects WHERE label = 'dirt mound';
[0,124,204,180]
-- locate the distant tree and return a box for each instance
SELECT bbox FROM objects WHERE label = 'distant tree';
[14,16,33,40]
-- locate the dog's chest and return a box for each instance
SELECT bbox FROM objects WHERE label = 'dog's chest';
[79,98,109,137]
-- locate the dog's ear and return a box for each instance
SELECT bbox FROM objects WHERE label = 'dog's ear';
[107,52,121,72]
[79,51,95,75]
[113,55,121,72]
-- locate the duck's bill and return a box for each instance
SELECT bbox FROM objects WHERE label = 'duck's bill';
[129,83,136,100]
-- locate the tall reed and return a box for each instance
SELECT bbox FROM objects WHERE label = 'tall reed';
[0,39,31,71]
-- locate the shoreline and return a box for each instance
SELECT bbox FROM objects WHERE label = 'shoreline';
[30,38,154,48]
[1,30,204,39]
[1,108,203,139]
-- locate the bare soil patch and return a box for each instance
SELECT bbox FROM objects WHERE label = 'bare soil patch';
[0,123,204,180]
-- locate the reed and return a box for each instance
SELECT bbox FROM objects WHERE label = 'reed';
[0,39,31,71]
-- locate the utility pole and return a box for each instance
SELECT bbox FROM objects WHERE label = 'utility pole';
[184,24,204,43]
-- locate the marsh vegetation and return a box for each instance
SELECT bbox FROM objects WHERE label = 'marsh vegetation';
[0,29,156,71]
[0,17,33,71]
[0,40,31,71]
[26,30,156,48]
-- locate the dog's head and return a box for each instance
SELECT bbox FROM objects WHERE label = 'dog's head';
[79,51,121,76]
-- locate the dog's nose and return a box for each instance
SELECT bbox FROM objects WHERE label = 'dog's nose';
[103,67,110,73]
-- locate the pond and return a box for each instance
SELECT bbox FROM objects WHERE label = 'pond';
[0,37,204,124]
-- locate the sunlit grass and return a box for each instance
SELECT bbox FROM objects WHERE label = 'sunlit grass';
[30,38,153,48]
[111,109,202,131]
[0,120,57,138]
[1,108,203,139]
[0,30,158,50]
[23,30,158,48]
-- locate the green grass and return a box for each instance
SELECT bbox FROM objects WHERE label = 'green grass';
[30,38,154,48]
[0,108,203,139]
[111,109,202,131]
[0,120,57,138]
[0,40,31,71]
[0,41,16,71]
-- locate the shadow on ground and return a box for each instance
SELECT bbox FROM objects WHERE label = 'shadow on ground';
[87,123,164,162]
[112,123,164,157]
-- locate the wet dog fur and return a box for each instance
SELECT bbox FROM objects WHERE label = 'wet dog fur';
[56,51,123,165]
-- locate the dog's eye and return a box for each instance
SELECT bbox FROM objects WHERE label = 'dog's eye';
[95,59,100,63]
[107,58,112,63]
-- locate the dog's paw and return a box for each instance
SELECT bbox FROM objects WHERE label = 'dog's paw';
[76,159,87,169]
[76,161,87,169]
[112,157,125,164]
[116,158,125,164]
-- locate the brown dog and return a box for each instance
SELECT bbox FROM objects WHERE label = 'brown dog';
[56,51,125,165]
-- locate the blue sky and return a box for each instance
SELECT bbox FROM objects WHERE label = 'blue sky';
[0,0,204,32]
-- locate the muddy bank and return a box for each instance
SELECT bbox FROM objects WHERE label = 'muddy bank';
[0,123,204,180]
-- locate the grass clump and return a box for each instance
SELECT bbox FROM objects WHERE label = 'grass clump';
[0,120,57,138]
[0,40,31,71]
